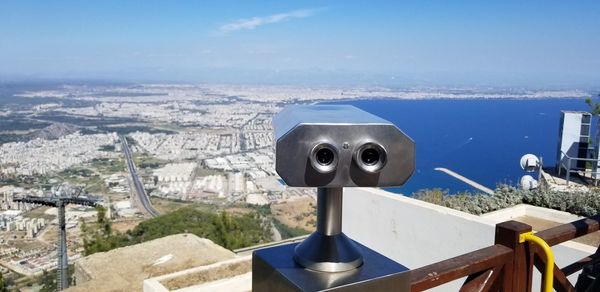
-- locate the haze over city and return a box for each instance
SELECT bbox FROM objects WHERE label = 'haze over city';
[1,1,599,87]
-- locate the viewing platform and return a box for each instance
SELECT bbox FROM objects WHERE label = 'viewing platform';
[126,187,599,292]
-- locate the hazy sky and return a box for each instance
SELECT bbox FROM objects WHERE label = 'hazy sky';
[1,1,599,87]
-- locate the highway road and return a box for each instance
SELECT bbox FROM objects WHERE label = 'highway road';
[121,136,160,217]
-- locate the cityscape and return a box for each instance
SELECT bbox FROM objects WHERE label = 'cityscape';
[0,84,319,287]
[0,83,596,289]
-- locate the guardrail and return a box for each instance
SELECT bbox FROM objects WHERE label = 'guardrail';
[411,244,513,291]
[409,215,600,291]
[558,150,600,185]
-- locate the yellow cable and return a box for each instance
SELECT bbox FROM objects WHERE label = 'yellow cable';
[520,231,554,292]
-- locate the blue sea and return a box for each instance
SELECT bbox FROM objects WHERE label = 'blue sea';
[327,98,591,195]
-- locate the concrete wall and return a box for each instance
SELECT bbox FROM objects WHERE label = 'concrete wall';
[342,188,594,291]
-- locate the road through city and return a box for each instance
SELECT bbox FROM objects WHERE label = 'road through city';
[121,136,160,217]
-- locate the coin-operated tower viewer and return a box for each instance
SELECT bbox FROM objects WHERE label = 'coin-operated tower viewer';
[252,105,416,291]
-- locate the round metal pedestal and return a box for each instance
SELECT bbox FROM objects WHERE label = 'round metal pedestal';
[294,231,363,272]
[293,187,363,272]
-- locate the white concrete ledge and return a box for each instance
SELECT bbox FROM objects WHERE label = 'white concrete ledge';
[481,204,583,223]
[143,256,251,292]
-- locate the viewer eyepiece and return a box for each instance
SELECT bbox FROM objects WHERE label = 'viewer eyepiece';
[355,142,387,173]
[361,148,380,165]
[316,148,335,165]
[310,143,338,173]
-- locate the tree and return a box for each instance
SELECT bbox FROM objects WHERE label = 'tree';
[81,206,272,255]
[39,270,55,292]
[0,272,7,292]
[584,94,600,115]
[81,206,122,255]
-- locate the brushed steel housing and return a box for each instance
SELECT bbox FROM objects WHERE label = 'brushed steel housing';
[274,105,415,187]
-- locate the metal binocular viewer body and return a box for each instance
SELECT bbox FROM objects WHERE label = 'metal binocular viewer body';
[274,105,415,272]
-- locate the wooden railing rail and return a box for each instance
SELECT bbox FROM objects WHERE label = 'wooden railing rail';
[408,214,600,292]
[531,247,575,292]
[561,253,600,276]
[411,245,513,292]
[535,214,600,247]
[530,214,600,291]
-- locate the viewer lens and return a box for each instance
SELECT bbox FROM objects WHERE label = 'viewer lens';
[310,143,338,173]
[316,148,335,165]
[354,142,387,173]
[361,148,379,165]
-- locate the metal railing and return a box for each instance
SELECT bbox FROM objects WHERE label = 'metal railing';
[557,150,600,185]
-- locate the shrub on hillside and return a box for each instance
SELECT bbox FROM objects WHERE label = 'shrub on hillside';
[521,189,600,217]
[413,185,523,215]
[414,184,600,217]
[81,206,272,256]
